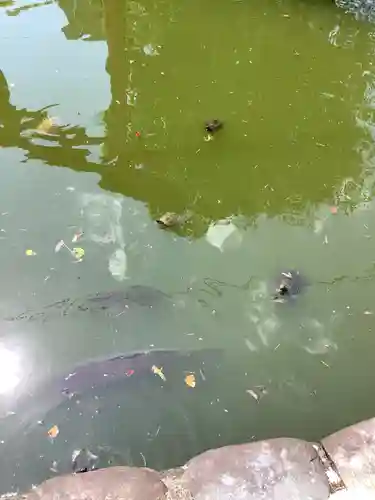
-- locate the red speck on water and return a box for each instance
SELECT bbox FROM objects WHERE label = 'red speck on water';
[125,369,135,377]
[135,131,141,137]
[330,206,338,214]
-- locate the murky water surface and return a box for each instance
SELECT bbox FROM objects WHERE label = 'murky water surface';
[1,0,375,493]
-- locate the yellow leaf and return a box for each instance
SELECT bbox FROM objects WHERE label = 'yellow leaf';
[151,365,166,381]
[47,424,59,439]
[25,249,36,256]
[184,373,196,388]
[72,247,85,260]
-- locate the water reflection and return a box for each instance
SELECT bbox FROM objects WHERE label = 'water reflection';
[5,0,53,17]
[0,344,21,394]
[0,0,369,232]
[0,69,103,170]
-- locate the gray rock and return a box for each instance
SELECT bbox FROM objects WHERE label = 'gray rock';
[21,466,167,500]
[180,438,329,500]
[336,0,375,22]
[322,416,375,496]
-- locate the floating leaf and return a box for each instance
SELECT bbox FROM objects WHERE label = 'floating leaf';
[184,373,196,388]
[55,240,65,253]
[151,365,166,381]
[47,424,59,439]
[72,247,85,260]
[25,249,37,256]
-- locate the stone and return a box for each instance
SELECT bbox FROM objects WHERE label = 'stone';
[21,466,167,500]
[180,438,330,500]
[322,416,375,497]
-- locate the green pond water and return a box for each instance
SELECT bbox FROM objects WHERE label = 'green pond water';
[1,0,375,493]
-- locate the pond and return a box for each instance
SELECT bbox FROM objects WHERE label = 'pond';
[1,0,375,493]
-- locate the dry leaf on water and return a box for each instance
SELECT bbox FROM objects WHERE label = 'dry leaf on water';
[184,373,196,388]
[47,424,59,439]
[151,365,166,381]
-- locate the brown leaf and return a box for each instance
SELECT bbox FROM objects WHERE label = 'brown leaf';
[184,373,196,388]
[47,424,59,439]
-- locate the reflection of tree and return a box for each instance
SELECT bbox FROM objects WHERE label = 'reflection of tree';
[57,0,105,41]
[4,0,53,17]
[102,0,129,163]
[0,70,103,170]
[1,0,368,236]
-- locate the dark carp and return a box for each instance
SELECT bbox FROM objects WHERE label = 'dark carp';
[0,347,224,493]
[0,347,222,429]
[5,286,170,322]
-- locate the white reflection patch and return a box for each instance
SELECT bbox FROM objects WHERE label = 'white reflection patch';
[0,345,21,394]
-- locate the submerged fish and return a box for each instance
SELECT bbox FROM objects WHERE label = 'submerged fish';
[0,347,224,493]
[5,285,170,322]
[0,348,222,428]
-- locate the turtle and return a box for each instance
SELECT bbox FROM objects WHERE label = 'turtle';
[272,270,307,303]
[205,119,223,134]
[155,211,191,229]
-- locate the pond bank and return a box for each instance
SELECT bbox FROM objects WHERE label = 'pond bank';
[17,415,375,500]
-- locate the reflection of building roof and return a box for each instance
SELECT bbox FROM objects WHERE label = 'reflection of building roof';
[58,0,105,41]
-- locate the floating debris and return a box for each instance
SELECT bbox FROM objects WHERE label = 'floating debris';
[246,385,268,403]
[47,424,59,439]
[184,373,196,388]
[50,460,59,473]
[320,360,330,368]
[72,247,85,260]
[72,231,84,243]
[55,239,85,261]
[205,119,223,134]
[143,43,159,56]
[25,249,36,256]
[140,451,147,467]
[72,448,98,473]
[54,240,65,253]
[330,206,338,215]
[152,365,166,381]
[246,389,259,403]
